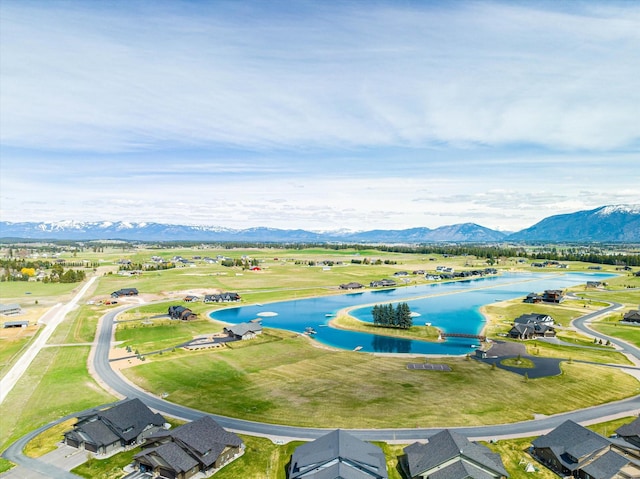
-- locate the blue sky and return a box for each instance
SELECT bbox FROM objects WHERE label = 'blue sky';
[1,0,639,232]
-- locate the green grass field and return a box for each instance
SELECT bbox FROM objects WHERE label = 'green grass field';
[0,346,115,454]
[591,314,640,348]
[121,332,638,428]
[2,245,639,479]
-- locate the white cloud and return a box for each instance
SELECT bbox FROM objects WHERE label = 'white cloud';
[2,1,639,231]
[1,1,639,152]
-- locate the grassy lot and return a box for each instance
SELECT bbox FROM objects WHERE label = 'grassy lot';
[0,326,40,378]
[0,346,115,454]
[0,280,81,301]
[73,448,139,479]
[115,318,225,353]
[480,299,631,364]
[121,333,638,428]
[485,436,557,479]
[591,314,640,348]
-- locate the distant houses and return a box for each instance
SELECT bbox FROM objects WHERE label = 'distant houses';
[203,292,241,303]
[370,279,397,288]
[339,282,364,290]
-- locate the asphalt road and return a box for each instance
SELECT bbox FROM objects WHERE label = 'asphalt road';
[92,298,640,442]
[4,291,640,477]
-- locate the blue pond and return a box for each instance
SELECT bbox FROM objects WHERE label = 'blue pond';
[210,272,615,355]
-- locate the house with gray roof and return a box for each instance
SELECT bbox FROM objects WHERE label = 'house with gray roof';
[532,419,640,479]
[133,415,244,479]
[224,322,262,340]
[508,322,556,340]
[616,416,640,448]
[623,310,640,323]
[289,429,388,479]
[513,313,553,326]
[64,398,166,455]
[401,429,508,479]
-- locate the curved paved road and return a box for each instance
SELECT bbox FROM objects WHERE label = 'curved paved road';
[5,291,640,477]
[92,301,640,443]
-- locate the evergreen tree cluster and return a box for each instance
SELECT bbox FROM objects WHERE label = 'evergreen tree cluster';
[372,302,413,329]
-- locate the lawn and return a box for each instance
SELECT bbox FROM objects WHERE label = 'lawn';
[591,314,640,348]
[0,327,39,378]
[0,346,115,454]
[115,318,225,353]
[121,334,638,428]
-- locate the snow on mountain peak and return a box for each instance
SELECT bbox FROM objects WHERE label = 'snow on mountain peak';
[597,204,640,216]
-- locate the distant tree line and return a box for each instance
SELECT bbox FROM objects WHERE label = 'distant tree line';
[0,258,89,282]
[372,303,413,329]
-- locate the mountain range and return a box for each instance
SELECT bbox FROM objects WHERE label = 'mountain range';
[1,204,639,243]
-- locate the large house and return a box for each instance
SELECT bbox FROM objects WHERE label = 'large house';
[111,288,139,298]
[132,416,244,479]
[513,313,553,326]
[339,282,364,290]
[168,306,198,321]
[224,322,262,340]
[532,419,640,478]
[623,310,640,323]
[289,429,388,479]
[369,279,397,288]
[63,398,166,455]
[509,313,556,339]
[402,429,508,479]
[616,416,640,448]
[542,289,565,303]
[203,292,241,303]
[509,322,556,340]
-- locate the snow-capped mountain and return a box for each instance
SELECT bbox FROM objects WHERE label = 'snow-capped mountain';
[507,204,640,242]
[1,205,638,242]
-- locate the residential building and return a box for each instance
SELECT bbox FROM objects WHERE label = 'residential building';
[402,429,508,479]
[289,429,388,479]
[63,398,166,455]
[133,416,244,479]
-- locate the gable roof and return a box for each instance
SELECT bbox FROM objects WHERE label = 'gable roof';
[290,429,388,479]
[135,442,199,473]
[514,313,551,324]
[67,398,165,447]
[404,429,508,479]
[580,450,632,479]
[65,418,120,447]
[532,420,610,468]
[616,416,640,438]
[97,398,165,442]
[167,416,243,468]
[428,459,500,479]
[226,322,262,337]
